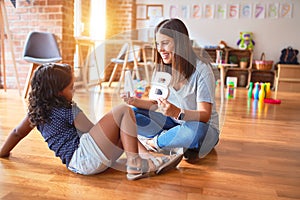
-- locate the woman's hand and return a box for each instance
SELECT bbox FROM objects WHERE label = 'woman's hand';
[156,98,212,122]
[157,97,180,118]
[120,92,136,106]
[120,91,159,111]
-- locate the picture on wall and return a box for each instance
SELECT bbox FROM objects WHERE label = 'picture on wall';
[268,3,279,19]
[192,4,202,19]
[280,3,293,18]
[170,5,179,18]
[147,5,163,19]
[204,4,215,19]
[137,4,147,19]
[216,4,227,19]
[240,4,252,18]
[181,5,190,19]
[254,3,266,19]
[228,4,239,19]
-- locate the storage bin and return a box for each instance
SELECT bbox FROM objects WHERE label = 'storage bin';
[254,53,273,70]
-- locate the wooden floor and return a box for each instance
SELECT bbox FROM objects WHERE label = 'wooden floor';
[0,84,300,200]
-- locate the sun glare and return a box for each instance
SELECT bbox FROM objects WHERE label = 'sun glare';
[90,0,106,40]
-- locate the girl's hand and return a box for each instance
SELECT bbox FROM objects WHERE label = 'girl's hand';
[157,97,180,118]
[0,115,34,159]
[120,92,136,106]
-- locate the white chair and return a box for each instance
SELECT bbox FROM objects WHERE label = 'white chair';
[107,42,141,87]
[137,43,155,85]
[22,31,62,98]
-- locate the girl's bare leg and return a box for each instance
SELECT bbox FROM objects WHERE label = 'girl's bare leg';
[89,104,139,161]
[89,104,180,179]
[89,104,156,172]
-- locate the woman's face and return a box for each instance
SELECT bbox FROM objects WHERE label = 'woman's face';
[155,33,175,64]
[59,76,74,102]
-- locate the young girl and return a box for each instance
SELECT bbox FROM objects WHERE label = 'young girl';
[0,63,182,180]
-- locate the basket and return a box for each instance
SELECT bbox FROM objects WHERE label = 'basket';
[254,53,273,70]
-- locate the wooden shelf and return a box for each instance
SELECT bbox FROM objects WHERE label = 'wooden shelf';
[250,70,275,88]
[226,68,248,71]
[224,48,253,87]
[201,47,277,88]
[275,64,300,98]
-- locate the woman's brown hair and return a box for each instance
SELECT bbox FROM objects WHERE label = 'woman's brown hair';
[154,18,198,84]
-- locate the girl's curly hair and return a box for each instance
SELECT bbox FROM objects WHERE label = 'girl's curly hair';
[28,63,73,126]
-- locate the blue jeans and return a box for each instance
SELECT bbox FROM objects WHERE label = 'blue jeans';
[133,107,209,149]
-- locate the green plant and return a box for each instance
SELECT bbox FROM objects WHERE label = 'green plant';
[229,55,238,64]
[240,57,249,62]
[239,57,249,69]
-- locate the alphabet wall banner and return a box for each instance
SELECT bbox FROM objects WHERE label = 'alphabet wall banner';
[204,4,215,19]
[192,4,202,19]
[168,2,293,20]
[228,4,239,19]
[240,4,252,18]
[280,3,293,18]
[216,4,227,19]
[268,3,279,19]
[254,3,266,19]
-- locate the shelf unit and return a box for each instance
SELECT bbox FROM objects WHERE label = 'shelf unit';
[200,47,253,87]
[275,64,300,98]
[250,69,275,88]
[224,48,253,87]
[199,47,275,88]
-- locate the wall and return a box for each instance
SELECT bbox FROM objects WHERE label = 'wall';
[102,0,136,82]
[1,0,77,89]
[5,0,298,89]
[106,0,135,39]
[136,0,300,63]
[1,0,135,89]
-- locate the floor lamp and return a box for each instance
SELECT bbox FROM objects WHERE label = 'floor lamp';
[0,0,21,95]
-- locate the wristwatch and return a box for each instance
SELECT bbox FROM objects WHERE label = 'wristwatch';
[177,108,185,120]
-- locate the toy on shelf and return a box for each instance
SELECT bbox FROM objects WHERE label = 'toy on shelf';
[218,40,229,49]
[237,32,255,50]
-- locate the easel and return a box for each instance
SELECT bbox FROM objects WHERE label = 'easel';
[0,0,21,95]
[75,36,101,90]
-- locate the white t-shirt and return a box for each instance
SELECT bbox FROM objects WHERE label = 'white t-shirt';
[167,59,219,132]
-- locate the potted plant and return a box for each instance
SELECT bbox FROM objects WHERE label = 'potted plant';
[239,57,249,69]
[229,55,238,64]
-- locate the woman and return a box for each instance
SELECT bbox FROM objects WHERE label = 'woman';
[122,18,219,162]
